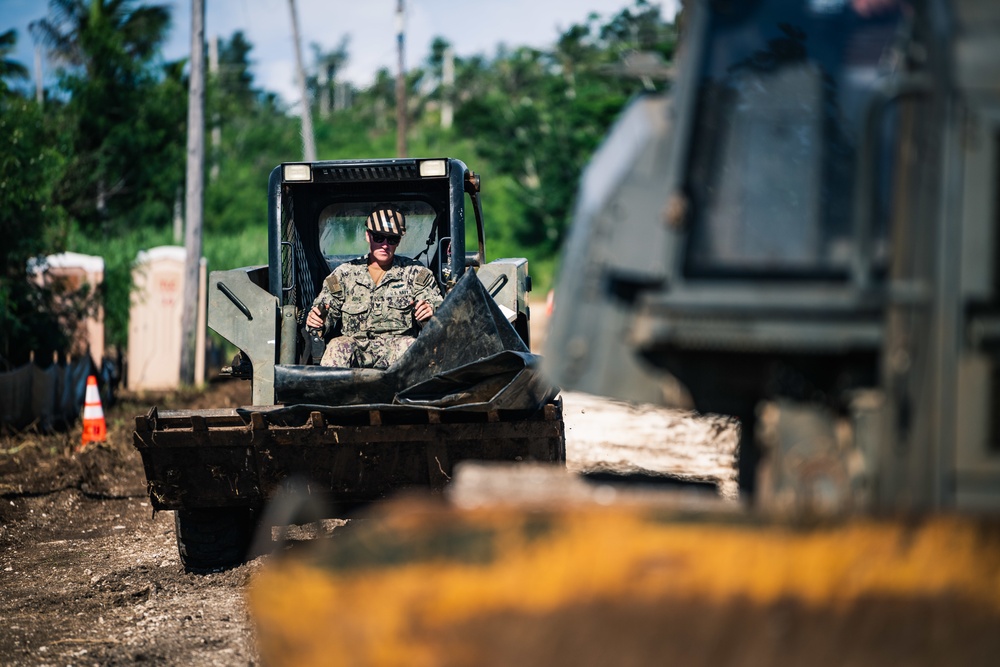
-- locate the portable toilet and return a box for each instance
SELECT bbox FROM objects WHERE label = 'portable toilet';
[128,246,205,391]
[28,251,106,369]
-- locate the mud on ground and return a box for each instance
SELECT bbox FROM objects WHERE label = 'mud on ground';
[0,375,740,666]
[0,381,260,666]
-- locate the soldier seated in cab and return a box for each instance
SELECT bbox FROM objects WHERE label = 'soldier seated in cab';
[305,205,443,369]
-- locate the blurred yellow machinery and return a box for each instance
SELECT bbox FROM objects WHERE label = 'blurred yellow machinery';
[250,485,1000,667]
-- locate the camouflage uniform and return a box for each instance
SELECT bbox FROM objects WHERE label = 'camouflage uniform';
[310,255,443,369]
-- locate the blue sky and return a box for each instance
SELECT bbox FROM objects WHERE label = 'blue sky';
[3,0,678,105]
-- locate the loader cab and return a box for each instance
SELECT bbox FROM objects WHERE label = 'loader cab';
[210,156,532,407]
[314,200,439,275]
[267,158,485,317]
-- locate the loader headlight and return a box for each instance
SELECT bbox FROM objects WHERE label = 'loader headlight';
[419,160,447,177]
[283,164,312,181]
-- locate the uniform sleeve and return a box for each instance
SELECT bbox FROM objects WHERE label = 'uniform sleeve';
[309,271,345,335]
[412,267,444,309]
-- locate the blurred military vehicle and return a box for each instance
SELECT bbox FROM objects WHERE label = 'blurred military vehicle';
[132,157,564,571]
[240,6,1000,662]
[546,0,1000,512]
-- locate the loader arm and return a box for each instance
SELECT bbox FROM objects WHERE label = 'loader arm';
[208,266,279,405]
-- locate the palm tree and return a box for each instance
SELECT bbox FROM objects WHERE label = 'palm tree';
[310,36,350,117]
[0,29,30,96]
[29,0,170,80]
[217,31,256,106]
[29,0,174,226]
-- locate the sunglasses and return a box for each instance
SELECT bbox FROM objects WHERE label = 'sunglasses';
[370,232,401,245]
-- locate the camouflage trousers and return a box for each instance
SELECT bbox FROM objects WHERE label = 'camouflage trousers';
[320,334,416,369]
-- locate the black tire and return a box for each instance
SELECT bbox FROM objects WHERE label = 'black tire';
[174,507,256,573]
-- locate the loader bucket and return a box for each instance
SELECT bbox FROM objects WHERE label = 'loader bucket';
[273,269,548,410]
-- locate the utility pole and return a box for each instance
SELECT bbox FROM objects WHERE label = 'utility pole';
[318,67,329,119]
[288,0,317,161]
[173,188,183,243]
[395,0,407,157]
[180,0,206,386]
[208,35,221,182]
[441,46,454,130]
[33,43,43,106]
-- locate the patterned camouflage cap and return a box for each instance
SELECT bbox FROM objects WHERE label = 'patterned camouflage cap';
[365,206,406,236]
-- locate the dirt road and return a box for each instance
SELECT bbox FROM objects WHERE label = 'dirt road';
[0,382,262,666]
[0,368,738,665]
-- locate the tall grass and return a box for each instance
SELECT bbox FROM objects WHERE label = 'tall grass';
[203,227,268,273]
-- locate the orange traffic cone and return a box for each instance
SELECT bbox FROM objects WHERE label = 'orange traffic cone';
[81,375,107,448]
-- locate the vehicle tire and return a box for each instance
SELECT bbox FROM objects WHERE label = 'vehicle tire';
[174,507,256,573]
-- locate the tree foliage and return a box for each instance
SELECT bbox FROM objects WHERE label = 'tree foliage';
[0,97,72,363]
[0,0,677,363]
[0,29,30,97]
[449,1,677,255]
[31,0,180,233]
